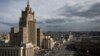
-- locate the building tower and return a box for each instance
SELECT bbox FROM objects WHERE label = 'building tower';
[10,0,37,46]
[19,0,37,46]
[0,1,38,56]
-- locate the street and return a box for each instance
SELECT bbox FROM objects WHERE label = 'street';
[44,41,76,56]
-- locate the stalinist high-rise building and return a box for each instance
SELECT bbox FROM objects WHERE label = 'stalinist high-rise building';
[0,0,38,56]
[10,0,37,46]
[19,0,37,45]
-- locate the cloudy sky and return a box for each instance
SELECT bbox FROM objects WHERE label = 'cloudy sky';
[0,0,100,32]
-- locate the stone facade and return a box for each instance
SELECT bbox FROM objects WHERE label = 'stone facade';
[42,36,55,49]
[0,1,38,56]
[10,0,37,46]
[19,2,37,45]
[0,43,34,56]
[10,27,20,46]
[37,28,44,47]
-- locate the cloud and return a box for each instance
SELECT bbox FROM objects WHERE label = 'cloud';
[1,0,100,32]
[72,3,100,17]
[0,24,10,32]
[43,22,100,31]
[37,21,44,24]
[45,18,66,24]
[0,21,18,27]
[59,3,100,17]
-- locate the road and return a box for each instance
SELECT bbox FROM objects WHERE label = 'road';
[44,41,76,56]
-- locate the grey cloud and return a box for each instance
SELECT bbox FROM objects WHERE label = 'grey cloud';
[43,22,100,31]
[0,21,18,27]
[57,5,80,17]
[45,24,63,27]
[91,19,100,23]
[1,0,100,32]
[45,18,66,24]
[74,3,100,17]
[59,3,100,18]
[91,26,100,31]
[44,17,80,24]
[37,21,44,24]
[0,24,10,32]
[0,17,5,19]
[0,17,2,19]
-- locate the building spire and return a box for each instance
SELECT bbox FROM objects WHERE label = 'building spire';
[27,0,30,7]
[25,0,33,13]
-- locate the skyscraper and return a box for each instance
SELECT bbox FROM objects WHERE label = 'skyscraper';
[19,0,37,46]
[10,0,37,46]
[0,0,37,56]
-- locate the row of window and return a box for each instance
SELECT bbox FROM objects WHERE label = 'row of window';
[0,49,19,56]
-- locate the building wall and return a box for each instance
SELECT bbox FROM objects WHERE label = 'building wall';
[7,1,39,56]
[4,33,10,43]
[28,20,37,46]
[10,27,21,46]
[42,36,55,49]
[0,46,23,56]
[0,43,35,56]
[10,3,37,46]
[19,6,37,45]
[37,28,44,47]
[22,43,34,56]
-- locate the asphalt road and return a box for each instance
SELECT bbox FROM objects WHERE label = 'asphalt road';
[44,41,76,56]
